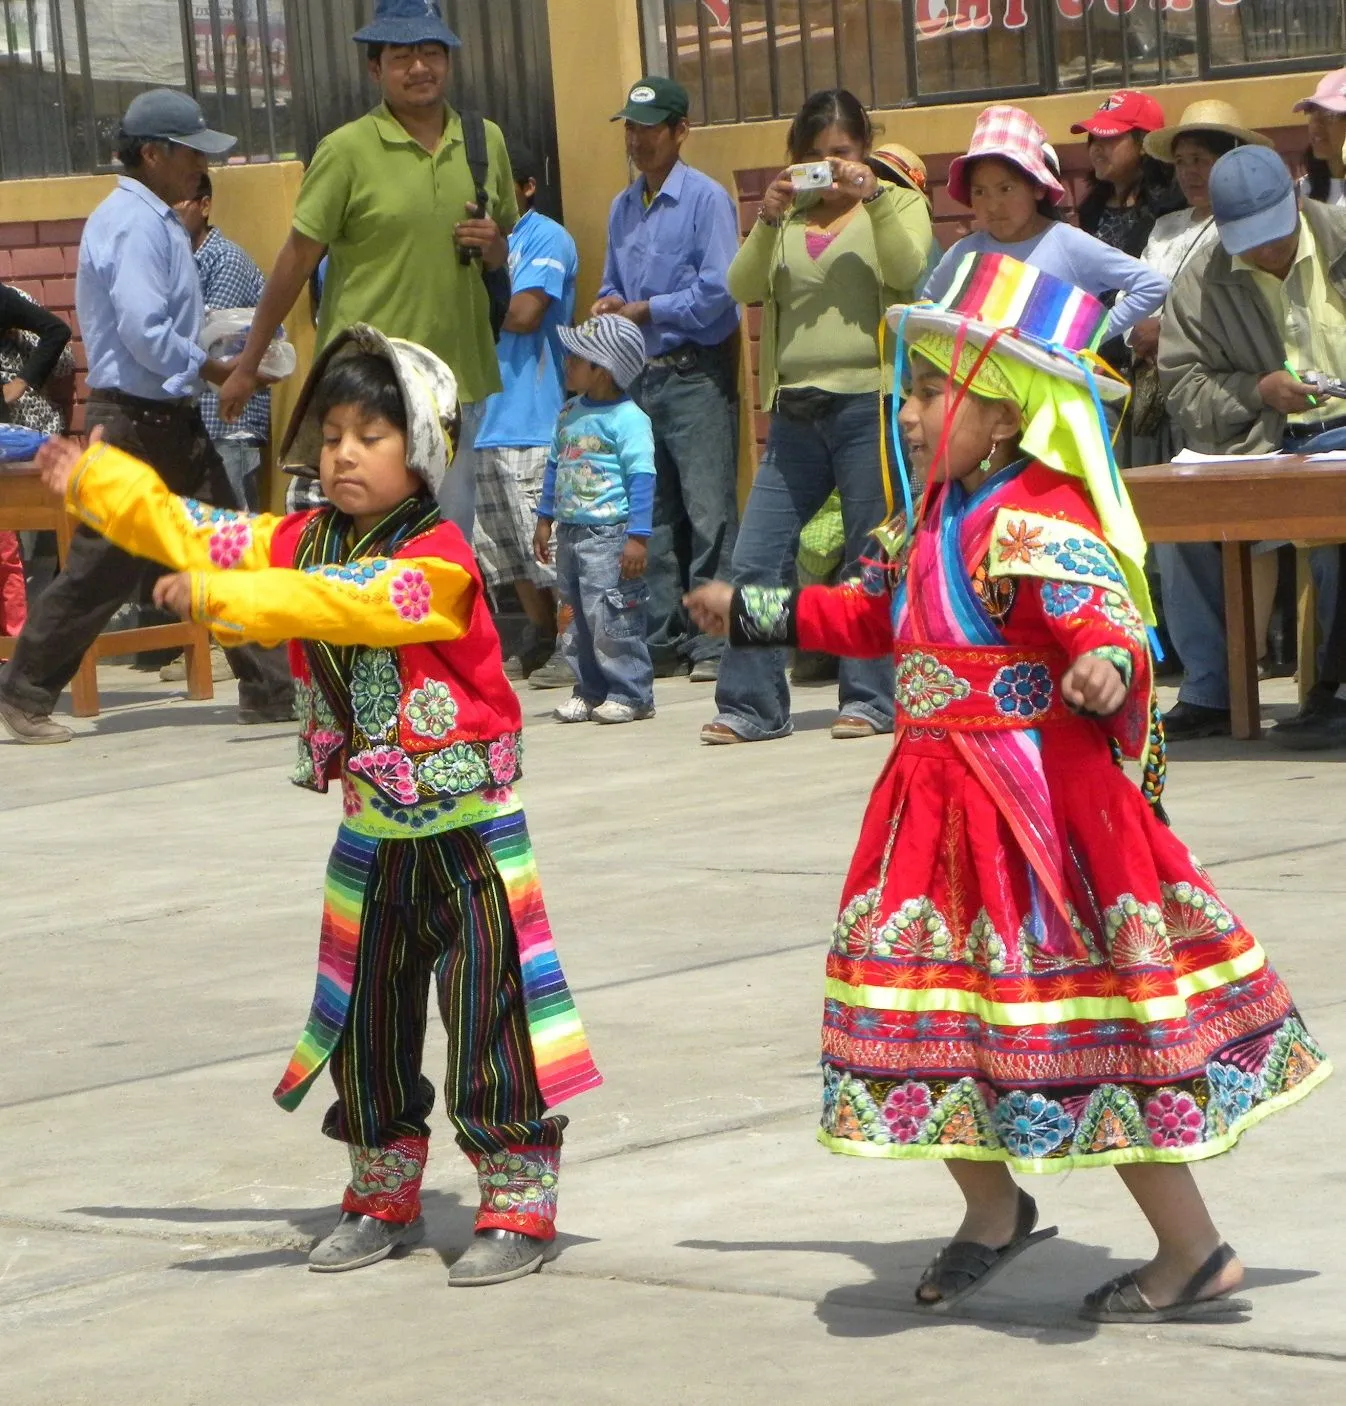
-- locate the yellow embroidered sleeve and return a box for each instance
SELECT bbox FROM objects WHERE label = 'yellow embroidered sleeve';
[191,555,476,650]
[985,508,1128,594]
[65,442,280,572]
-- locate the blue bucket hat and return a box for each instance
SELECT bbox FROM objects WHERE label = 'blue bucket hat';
[354,0,461,49]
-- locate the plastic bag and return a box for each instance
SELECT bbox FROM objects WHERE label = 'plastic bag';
[200,308,298,381]
[0,422,48,462]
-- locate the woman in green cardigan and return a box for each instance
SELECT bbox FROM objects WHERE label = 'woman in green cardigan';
[701,89,931,745]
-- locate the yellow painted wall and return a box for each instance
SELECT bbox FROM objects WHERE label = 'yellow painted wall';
[0,161,312,510]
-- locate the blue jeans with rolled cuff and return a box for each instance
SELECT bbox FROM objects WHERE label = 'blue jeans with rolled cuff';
[554,522,654,710]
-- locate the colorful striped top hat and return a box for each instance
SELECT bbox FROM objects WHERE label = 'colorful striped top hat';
[887,252,1129,401]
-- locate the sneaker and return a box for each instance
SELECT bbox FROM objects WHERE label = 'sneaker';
[553,695,593,723]
[307,1212,425,1273]
[0,697,72,745]
[160,644,232,683]
[831,715,880,740]
[528,649,574,690]
[592,699,654,724]
[1162,701,1231,742]
[447,1229,548,1287]
[688,658,719,683]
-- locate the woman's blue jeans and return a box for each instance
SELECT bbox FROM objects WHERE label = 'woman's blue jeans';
[713,393,896,740]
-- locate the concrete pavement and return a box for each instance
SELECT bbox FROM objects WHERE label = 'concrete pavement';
[2,666,1344,1404]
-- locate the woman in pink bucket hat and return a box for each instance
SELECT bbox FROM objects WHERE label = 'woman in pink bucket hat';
[924,105,1168,346]
[1295,68,1346,207]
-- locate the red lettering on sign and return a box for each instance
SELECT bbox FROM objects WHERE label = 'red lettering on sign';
[1003,0,1029,27]
[702,0,731,27]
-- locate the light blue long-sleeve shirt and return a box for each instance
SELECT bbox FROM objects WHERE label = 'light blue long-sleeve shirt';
[77,177,207,401]
[920,221,1170,340]
[597,160,740,357]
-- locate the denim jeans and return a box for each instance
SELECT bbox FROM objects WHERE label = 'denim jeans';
[437,400,486,538]
[554,523,654,709]
[714,392,896,740]
[1158,422,1346,708]
[632,341,739,667]
[214,438,262,512]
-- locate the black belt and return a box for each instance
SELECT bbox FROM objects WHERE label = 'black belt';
[1284,412,1346,442]
[645,338,733,370]
[87,387,195,416]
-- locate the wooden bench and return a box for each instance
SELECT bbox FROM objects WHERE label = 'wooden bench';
[0,461,214,717]
[1124,457,1346,741]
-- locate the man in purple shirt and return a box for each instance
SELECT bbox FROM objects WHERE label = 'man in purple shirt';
[592,77,740,682]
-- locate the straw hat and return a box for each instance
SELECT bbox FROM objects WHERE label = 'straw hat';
[1144,99,1273,163]
[869,143,931,207]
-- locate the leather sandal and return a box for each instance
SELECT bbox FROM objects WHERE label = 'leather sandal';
[916,1190,1058,1313]
[1080,1242,1252,1324]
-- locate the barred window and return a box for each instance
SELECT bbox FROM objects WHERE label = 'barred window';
[0,0,294,179]
[641,1,1346,124]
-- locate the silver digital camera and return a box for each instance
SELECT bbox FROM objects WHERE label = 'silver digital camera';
[1301,370,1346,399]
[788,161,834,192]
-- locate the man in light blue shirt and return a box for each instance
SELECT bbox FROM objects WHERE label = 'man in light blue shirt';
[593,77,740,683]
[0,90,293,745]
[473,148,578,679]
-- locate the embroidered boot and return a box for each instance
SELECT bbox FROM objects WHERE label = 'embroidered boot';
[308,1135,429,1273]
[448,1145,559,1287]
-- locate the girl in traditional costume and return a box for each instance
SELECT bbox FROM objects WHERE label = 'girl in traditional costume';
[37,326,600,1286]
[686,254,1328,1322]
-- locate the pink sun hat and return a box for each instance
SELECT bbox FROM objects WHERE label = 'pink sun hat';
[947,105,1066,209]
[1294,68,1346,114]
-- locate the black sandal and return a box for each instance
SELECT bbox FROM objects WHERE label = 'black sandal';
[1081,1242,1253,1324]
[916,1190,1058,1314]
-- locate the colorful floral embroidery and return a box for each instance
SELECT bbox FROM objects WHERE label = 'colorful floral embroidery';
[342,1135,428,1223]
[406,679,459,739]
[1161,883,1236,944]
[350,649,401,740]
[739,584,792,639]
[991,661,1052,719]
[1084,645,1134,689]
[208,519,252,568]
[1041,581,1091,617]
[1205,1062,1258,1135]
[995,1090,1075,1158]
[347,746,419,805]
[996,519,1044,565]
[390,567,433,622]
[417,741,490,795]
[1041,534,1124,585]
[1104,895,1171,968]
[1098,589,1147,642]
[1144,1089,1204,1148]
[305,558,391,586]
[965,910,1007,975]
[182,498,242,527]
[488,734,520,785]
[874,897,953,961]
[972,560,1016,622]
[894,652,972,720]
[880,1081,933,1144]
[472,1146,561,1237]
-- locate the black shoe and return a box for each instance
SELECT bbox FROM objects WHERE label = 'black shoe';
[1268,689,1346,751]
[1162,701,1231,742]
[652,657,690,679]
[238,700,298,725]
[790,650,840,685]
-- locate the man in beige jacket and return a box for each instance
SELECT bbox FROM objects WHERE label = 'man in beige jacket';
[1159,145,1346,747]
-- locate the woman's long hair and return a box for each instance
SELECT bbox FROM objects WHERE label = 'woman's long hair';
[786,88,873,163]
[1303,150,1335,202]
[1078,134,1182,252]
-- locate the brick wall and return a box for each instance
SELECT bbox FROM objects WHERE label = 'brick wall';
[734,123,1311,465]
[0,216,86,432]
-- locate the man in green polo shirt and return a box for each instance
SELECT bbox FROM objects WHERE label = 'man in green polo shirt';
[219,0,516,532]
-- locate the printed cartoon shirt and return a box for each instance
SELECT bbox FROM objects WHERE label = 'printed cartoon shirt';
[537,395,656,529]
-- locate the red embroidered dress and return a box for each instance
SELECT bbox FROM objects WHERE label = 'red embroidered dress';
[733,459,1328,1170]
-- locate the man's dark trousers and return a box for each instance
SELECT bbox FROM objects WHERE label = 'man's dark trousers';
[0,392,293,717]
[634,339,739,670]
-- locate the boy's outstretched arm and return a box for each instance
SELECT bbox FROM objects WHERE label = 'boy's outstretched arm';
[42,437,282,573]
[155,555,477,651]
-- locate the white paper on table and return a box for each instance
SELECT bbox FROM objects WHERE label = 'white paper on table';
[1169,448,1284,463]
[1305,450,1346,461]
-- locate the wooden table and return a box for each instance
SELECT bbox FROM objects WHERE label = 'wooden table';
[0,462,214,717]
[1124,456,1346,741]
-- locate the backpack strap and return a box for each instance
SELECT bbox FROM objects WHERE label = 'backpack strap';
[461,109,491,216]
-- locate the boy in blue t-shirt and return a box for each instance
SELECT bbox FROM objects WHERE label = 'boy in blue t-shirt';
[533,315,655,724]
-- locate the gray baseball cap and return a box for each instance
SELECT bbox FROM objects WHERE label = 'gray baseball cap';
[121,89,237,155]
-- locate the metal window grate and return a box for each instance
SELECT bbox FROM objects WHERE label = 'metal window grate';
[0,0,297,178]
[640,0,1346,126]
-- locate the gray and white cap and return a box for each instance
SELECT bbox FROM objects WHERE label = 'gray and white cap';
[557,315,648,391]
[121,89,237,155]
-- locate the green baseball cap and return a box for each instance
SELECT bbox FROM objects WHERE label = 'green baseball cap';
[612,76,689,126]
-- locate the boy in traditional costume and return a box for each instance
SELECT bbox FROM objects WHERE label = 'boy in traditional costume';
[687,255,1328,1322]
[38,325,601,1286]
